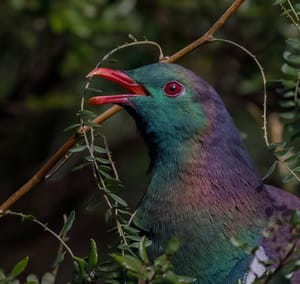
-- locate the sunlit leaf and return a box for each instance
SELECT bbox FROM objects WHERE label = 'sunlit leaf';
[112,254,143,272]
[139,237,149,264]
[10,256,29,278]
[88,239,98,267]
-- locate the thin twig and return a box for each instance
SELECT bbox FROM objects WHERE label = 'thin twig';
[211,38,269,146]
[3,211,74,258]
[0,0,245,212]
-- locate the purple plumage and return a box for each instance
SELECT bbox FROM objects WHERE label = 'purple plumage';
[88,63,300,283]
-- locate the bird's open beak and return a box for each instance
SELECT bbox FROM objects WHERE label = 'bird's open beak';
[87,67,147,105]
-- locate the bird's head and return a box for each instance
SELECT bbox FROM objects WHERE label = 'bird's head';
[88,63,225,159]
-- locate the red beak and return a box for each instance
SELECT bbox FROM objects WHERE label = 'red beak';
[87,67,147,105]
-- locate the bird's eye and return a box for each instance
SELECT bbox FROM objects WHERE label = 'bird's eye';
[164,81,184,97]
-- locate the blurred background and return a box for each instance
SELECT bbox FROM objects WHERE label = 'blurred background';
[0,0,299,282]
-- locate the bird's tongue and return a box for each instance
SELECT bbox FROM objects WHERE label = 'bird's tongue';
[87,67,147,105]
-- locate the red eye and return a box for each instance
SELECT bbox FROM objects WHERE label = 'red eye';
[164,81,184,97]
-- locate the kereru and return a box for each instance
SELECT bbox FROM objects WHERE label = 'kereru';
[88,63,300,284]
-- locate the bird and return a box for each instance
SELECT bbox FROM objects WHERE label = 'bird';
[87,63,300,283]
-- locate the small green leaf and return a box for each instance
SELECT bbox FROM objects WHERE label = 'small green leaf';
[41,273,55,284]
[52,251,66,268]
[77,109,97,119]
[274,149,289,156]
[117,243,131,251]
[10,256,29,278]
[281,79,298,89]
[83,121,102,128]
[166,238,180,255]
[283,51,300,65]
[279,100,296,108]
[88,239,98,267]
[267,141,286,150]
[162,270,177,282]
[109,194,128,207]
[284,152,300,163]
[93,146,109,154]
[263,161,278,180]
[127,235,143,242]
[290,210,300,225]
[175,274,197,283]
[73,257,88,279]
[281,63,299,77]
[0,269,6,280]
[97,261,119,272]
[22,214,35,222]
[154,254,172,271]
[274,0,286,5]
[63,123,81,132]
[72,162,90,172]
[122,224,141,234]
[280,111,295,119]
[282,91,296,98]
[92,157,111,164]
[286,38,300,51]
[112,254,143,272]
[25,274,39,284]
[139,236,149,264]
[282,174,294,183]
[105,178,125,190]
[59,210,75,237]
[69,145,87,153]
[292,166,300,172]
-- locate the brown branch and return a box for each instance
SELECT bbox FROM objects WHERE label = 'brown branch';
[0,105,122,212]
[0,0,244,213]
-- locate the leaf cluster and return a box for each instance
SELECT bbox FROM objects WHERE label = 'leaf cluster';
[253,210,300,283]
[0,257,55,284]
[263,1,300,184]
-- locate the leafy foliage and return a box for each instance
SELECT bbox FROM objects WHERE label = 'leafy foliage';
[259,1,300,185]
[253,210,300,283]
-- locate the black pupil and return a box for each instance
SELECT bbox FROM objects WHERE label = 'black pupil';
[169,84,177,92]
